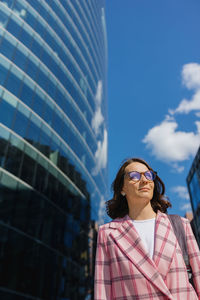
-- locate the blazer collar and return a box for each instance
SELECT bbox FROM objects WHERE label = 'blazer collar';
[109,212,175,299]
[153,211,177,278]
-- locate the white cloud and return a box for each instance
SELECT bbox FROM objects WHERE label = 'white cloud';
[169,63,200,115]
[92,128,108,175]
[180,203,192,211]
[143,118,200,162]
[98,195,106,225]
[91,80,108,176]
[171,90,200,114]
[92,106,104,136]
[182,63,200,90]
[171,185,192,213]
[171,185,190,200]
[196,111,200,117]
[92,80,104,135]
[143,62,200,172]
[171,163,185,173]
[95,80,103,105]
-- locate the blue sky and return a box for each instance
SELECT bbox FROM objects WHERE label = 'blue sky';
[105,0,200,217]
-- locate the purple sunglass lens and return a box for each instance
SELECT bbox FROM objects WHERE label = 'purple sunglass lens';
[129,171,155,181]
[129,172,141,180]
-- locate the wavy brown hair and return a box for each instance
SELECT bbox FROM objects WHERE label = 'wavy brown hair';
[106,157,171,219]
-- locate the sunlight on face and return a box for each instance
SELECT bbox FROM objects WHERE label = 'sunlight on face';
[122,162,155,206]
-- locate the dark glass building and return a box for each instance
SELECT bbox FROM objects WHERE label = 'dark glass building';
[187,146,200,247]
[0,0,108,299]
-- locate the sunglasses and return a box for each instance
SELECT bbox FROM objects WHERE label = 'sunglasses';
[125,170,156,182]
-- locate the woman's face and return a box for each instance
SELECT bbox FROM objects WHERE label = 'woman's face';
[122,162,155,205]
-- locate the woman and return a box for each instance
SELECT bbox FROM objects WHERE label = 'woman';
[94,158,200,299]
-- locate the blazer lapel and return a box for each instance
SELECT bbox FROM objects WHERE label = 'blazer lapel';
[109,215,173,299]
[153,211,177,280]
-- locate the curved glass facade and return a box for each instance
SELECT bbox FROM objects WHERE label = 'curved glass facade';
[0,0,108,299]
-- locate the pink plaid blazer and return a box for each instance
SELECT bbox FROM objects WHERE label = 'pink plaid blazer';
[95,211,200,299]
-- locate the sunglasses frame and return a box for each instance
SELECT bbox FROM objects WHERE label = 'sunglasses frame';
[125,170,157,182]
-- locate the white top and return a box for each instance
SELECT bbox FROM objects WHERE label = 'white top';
[132,217,156,259]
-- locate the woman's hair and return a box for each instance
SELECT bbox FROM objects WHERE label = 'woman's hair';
[106,157,171,219]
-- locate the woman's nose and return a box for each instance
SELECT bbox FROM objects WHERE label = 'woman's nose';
[140,173,148,182]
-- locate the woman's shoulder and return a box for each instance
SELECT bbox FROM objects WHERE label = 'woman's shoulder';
[158,211,189,223]
[98,215,129,231]
[98,222,110,231]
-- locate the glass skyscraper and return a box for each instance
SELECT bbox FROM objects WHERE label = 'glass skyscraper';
[0,0,108,299]
[187,146,200,247]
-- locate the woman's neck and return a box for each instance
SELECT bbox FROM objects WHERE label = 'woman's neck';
[128,202,156,220]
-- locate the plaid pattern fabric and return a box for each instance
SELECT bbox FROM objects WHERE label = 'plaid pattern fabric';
[94,211,200,300]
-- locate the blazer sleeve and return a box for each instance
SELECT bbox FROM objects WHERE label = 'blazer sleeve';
[94,226,112,300]
[184,219,200,297]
